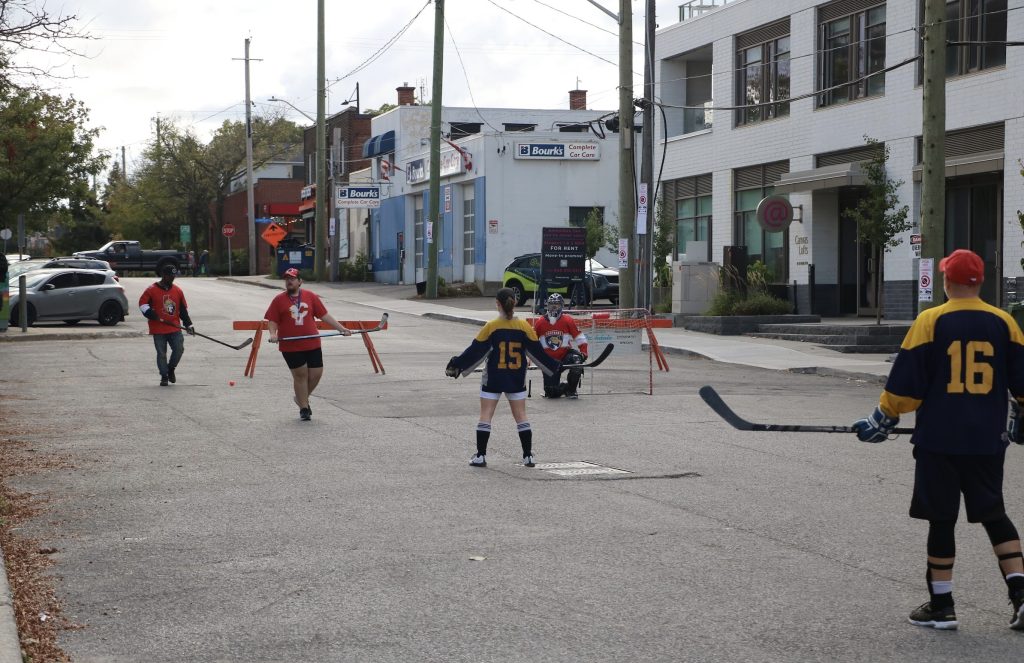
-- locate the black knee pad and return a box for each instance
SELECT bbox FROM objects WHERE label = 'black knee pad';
[982,515,1020,547]
[927,520,957,559]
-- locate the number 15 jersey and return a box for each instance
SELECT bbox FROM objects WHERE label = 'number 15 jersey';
[880,297,1024,455]
[451,317,560,394]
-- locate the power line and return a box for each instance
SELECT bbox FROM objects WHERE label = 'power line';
[329,0,432,88]
[527,0,643,45]
[443,16,503,135]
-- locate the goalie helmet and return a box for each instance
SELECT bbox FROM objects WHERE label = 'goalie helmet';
[546,293,564,319]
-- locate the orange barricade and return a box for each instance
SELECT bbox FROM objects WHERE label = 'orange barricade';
[234,319,387,377]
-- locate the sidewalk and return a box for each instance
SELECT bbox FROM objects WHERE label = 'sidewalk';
[221,276,896,383]
[0,276,895,382]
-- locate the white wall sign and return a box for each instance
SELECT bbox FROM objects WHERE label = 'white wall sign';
[513,141,600,160]
[336,185,381,208]
[637,183,648,235]
[405,151,466,184]
[488,219,499,234]
[919,258,934,302]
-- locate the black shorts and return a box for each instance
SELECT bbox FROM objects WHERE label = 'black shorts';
[282,348,324,370]
[909,445,1006,522]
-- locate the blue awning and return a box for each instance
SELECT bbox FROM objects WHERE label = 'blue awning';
[362,130,396,158]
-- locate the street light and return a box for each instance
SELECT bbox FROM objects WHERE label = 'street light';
[268,96,314,123]
[339,83,359,114]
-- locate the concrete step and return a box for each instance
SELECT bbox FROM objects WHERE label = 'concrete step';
[755,323,911,336]
[747,332,905,347]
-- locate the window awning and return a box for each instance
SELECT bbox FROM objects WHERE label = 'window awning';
[773,162,866,194]
[361,130,396,158]
[911,150,1003,181]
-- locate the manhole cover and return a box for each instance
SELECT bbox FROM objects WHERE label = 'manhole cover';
[535,461,631,476]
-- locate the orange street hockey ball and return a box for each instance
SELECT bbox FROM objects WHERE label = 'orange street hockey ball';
[228,380,236,386]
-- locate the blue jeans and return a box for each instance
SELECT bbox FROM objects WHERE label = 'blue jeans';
[153,332,184,377]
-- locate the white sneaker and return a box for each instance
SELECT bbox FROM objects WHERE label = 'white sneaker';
[470,454,487,467]
[523,455,536,467]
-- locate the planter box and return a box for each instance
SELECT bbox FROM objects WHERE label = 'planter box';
[675,314,821,335]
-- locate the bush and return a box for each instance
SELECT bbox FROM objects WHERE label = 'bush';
[338,251,373,282]
[703,262,791,315]
[730,292,792,315]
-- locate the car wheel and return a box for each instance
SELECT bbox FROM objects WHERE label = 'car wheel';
[506,280,528,307]
[98,301,122,326]
[10,303,36,327]
[63,320,81,326]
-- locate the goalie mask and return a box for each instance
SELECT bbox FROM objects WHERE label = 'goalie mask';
[546,293,564,321]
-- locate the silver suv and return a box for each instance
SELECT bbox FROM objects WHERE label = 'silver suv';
[7,268,129,326]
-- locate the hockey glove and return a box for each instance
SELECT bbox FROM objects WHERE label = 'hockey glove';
[185,326,195,336]
[1008,400,1024,445]
[142,308,158,321]
[852,405,899,443]
[445,357,461,379]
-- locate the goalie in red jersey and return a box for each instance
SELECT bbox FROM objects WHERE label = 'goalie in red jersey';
[533,293,589,399]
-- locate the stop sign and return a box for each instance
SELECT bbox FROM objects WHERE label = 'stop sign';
[222,224,235,237]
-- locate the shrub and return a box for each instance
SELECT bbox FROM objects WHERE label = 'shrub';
[730,292,792,315]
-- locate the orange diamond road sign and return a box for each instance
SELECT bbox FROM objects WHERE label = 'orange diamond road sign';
[260,222,287,248]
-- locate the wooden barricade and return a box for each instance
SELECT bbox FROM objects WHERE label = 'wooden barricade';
[233,319,387,377]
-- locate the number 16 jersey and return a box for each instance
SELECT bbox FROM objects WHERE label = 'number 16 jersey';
[880,297,1024,455]
[451,317,560,393]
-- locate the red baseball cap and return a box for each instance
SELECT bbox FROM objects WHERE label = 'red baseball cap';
[283,268,300,279]
[939,249,984,285]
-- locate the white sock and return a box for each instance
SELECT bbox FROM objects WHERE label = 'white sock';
[931,580,953,596]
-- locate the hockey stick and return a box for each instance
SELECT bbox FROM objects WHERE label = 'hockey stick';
[159,320,254,351]
[280,313,389,342]
[698,385,914,434]
[472,343,615,373]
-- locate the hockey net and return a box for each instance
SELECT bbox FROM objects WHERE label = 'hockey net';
[531,307,670,395]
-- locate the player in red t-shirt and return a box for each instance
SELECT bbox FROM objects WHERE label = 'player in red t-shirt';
[139,265,194,386]
[264,268,351,421]
[533,293,589,399]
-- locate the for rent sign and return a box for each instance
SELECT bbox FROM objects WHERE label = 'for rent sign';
[514,142,600,160]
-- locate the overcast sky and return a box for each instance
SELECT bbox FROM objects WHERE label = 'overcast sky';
[19,0,673,174]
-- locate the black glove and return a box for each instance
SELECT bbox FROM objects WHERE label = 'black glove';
[445,356,461,378]
[142,308,158,321]
[852,405,899,443]
[185,326,195,336]
[1009,400,1024,444]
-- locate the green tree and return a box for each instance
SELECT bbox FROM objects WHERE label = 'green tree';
[0,82,106,233]
[842,137,911,324]
[652,197,674,287]
[363,102,398,117]
[583,206,617,259]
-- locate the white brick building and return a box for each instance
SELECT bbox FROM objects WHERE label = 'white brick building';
[659,0,1023,318]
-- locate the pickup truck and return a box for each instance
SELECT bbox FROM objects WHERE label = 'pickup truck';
[74,241,189,275]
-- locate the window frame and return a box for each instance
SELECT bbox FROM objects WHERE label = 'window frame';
[736,35,791,126]
[918,0,1007,79]
[463,186,476,266]
[818,3,887,107]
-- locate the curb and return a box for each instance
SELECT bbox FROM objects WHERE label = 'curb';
[422,312,485,326]
[0,548,22,663]
[0,329,142,343]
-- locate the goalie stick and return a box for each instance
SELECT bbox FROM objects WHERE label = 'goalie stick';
[698,385,914,434]
[279,313,389,342]
[159,320,254,351]
[471,343,615,373]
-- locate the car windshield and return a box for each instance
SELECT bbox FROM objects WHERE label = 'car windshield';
[8,261,46,279]
[588,258,608,271]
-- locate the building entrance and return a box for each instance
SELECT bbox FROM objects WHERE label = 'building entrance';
[837,188,876,317]
[945,173,1001,305]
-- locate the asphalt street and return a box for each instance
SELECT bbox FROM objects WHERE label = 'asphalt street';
[2,277,1023,662]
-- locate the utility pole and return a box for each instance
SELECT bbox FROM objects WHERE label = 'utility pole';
[618,0,635,309]
[244,38,257,276]
[121,146,126,177]
[920,0,947,309]
[315,0,328,281]
[638,0,655,312]
[426,0,445,299]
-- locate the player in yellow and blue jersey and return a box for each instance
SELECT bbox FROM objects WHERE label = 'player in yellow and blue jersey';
[853,249,1024,631]
[446,287,560,468]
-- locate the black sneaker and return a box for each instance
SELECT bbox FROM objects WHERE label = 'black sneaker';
[908,601,958,630]
[168,368,176,383]
[1010,589,1024,631]
[299,407,312,421]
[160,375,169,386]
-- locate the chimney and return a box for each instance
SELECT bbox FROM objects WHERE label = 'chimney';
[569,89,587,111]
[397,82,416,106]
